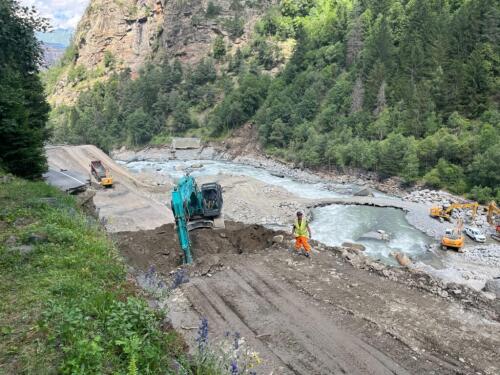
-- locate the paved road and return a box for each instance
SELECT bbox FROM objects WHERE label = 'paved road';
[43,169,88,193]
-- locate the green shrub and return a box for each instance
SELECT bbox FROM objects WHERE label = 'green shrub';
[206,1,222,17]
[213,36,226,59]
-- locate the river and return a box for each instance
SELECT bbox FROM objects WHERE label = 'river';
[119,159,436,265]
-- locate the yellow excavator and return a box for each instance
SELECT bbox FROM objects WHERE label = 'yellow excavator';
[430,202,478,221]
[487,201,500,241]
[441,219,464,251]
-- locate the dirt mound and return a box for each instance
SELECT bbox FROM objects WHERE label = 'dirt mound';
[113,221,283,275]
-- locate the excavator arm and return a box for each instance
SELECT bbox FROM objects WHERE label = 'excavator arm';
[430,202,478,221]
[171,188,193,264]
[170,175,223,264]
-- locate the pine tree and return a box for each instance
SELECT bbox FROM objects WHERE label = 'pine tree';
[0,0,50,178]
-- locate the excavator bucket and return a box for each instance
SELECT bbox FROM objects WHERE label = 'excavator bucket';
[187,219,214,231]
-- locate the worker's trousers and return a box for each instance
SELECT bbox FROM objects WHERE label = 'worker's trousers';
[295,236,311,253]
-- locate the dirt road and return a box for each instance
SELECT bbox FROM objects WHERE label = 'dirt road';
[169,248,499,375]
[46,145,174,231]
[116,223,499,375]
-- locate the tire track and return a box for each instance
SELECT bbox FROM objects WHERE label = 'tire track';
[185,264,409,375]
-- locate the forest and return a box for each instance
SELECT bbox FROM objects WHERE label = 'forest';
[49,0,499,201]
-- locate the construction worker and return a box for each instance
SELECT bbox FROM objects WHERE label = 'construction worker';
[292,211,312,257]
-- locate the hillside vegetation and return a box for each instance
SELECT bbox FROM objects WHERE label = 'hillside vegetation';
[49,0,499,201]
[0,176,184,373]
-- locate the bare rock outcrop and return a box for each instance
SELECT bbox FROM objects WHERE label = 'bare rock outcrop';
[50,0,275,105]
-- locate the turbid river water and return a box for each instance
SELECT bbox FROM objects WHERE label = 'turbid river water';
[119,159,435,265]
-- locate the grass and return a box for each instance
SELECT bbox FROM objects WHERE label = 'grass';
[0,176,185,374]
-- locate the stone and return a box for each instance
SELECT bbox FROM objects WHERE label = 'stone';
[481,291,496,300]
[190,163,204,169]
[392,252,411,267]
[11,245,34,255]
[358,231,389,242]
[354,187,374,197]
[483,278,500,298]
[5,235,18,246]
[272,235,284,244]
[341,242,366,251]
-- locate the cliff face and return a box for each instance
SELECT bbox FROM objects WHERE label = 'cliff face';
[73,0,164,74]
[49,0,273,104]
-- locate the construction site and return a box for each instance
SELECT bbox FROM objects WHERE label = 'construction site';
[43,139,500,375]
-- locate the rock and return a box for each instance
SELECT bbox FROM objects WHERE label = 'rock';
[11,245,34,255]
[392,252,412,267]
[5,235,18,246]
[272,234,284,244]
[483,278,500,298]
[190,163,204,169]
[358,231,389,242]
[0,174,14,183]
[481,291,496,300]
[369,262,386,272]
[342,242,366,251]
[354,187,374,197]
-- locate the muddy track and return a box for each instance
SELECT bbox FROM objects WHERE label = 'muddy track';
[169,248,500,375]
[185,265,408,374]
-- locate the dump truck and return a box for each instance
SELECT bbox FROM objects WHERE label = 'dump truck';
[90,160,113,187]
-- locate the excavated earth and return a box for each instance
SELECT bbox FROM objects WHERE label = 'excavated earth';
[113,221,283,275]
[114,223,500,375]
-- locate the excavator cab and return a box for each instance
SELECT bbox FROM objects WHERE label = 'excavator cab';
[201,183,223,217]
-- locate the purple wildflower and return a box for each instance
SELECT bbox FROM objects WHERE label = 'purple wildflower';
[196,317,209,351]
[230,359,239,375]
[171,268,189,289]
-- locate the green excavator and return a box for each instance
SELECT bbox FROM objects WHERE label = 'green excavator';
[170,174,223,263]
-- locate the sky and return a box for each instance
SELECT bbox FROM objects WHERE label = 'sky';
[20,0,89,30]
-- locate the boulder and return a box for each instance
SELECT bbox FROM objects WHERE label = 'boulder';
[354,187,374,197]
[341,242,366,251]
[483,278,500,298]
[358,231,389,242]
[392,252,411,267]
[11,245,34,255]
[272,234,284,244]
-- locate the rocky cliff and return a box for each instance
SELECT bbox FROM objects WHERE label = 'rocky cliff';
[49,0,274,105]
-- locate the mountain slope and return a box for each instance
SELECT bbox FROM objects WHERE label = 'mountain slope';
[46,0,276,105]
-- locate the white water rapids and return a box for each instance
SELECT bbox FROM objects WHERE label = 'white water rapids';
[119,159,436,266]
